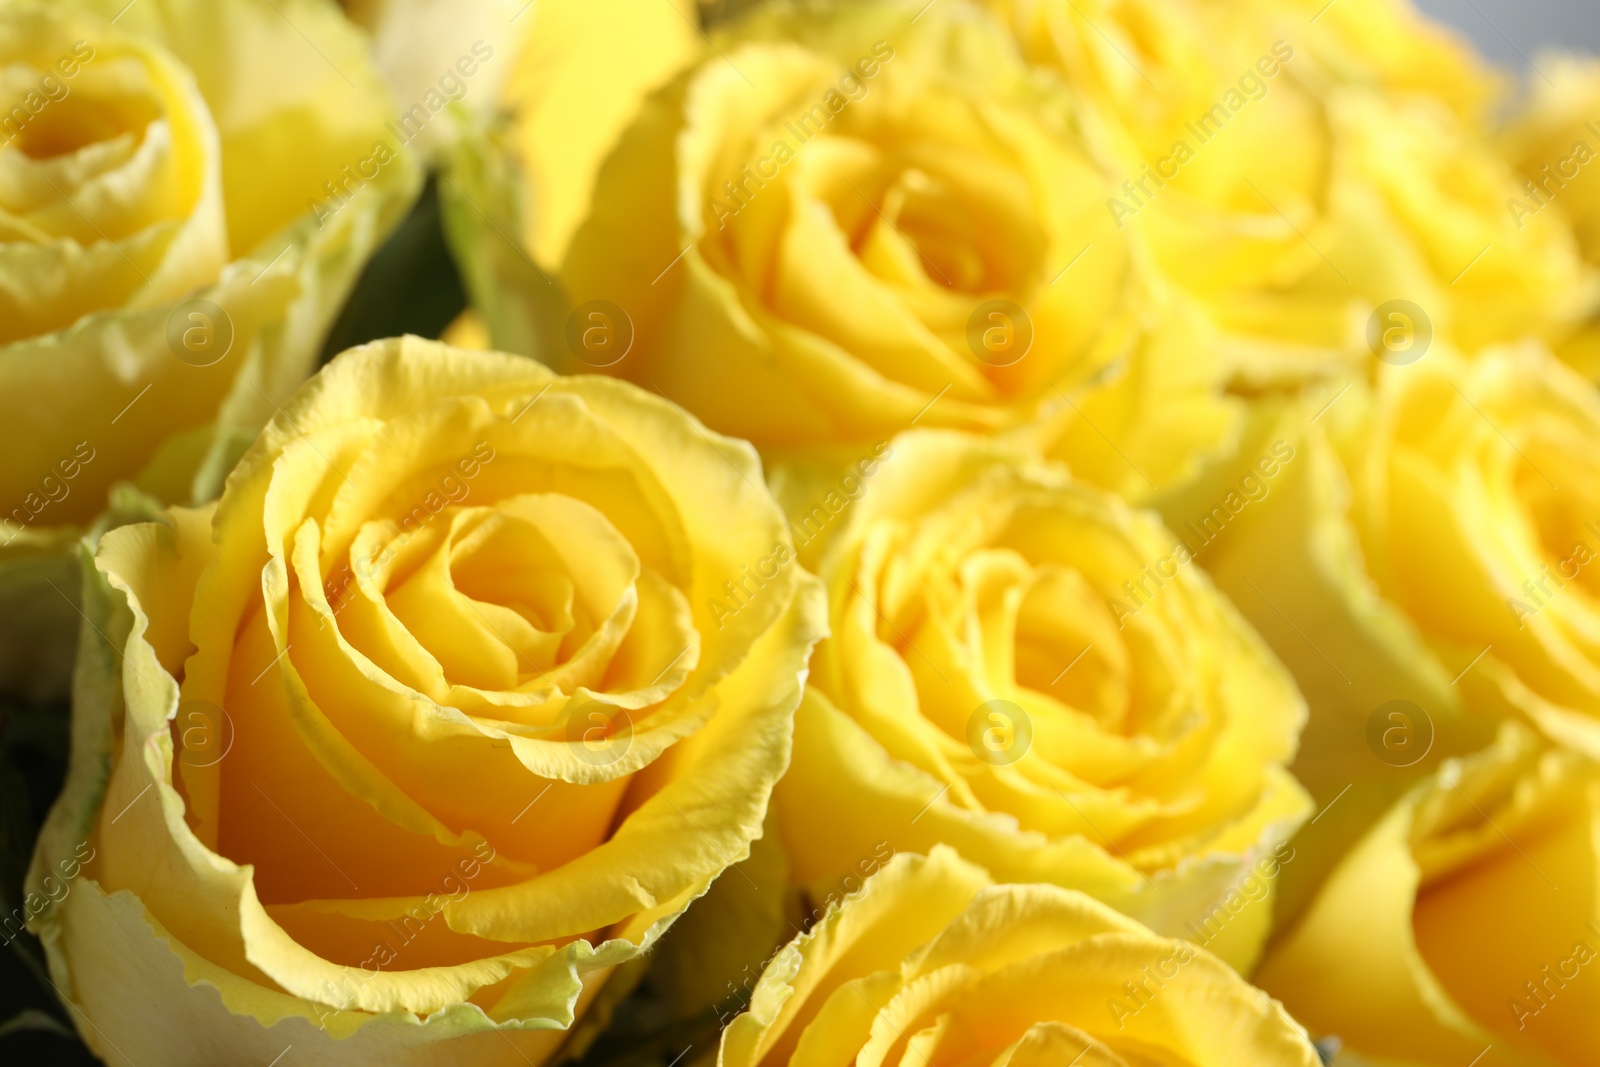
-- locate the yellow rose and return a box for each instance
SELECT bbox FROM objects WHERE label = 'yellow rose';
[23,336,827,1065]
[1502,54,1600,380]
[772,429,1309,971]
[1341,348,1600,759]
[447,0,1236,498]
[1151,345,1600,925]
[721,845,1325,1067]
[977,0,1585,386]
[0,0,421,698]
[1258,723,1600,1067]
[1505,55,1600,267]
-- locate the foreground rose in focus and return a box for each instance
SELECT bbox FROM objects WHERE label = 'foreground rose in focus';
[0,0,421,698]
[449,0,1237,498]
[774,430,1309,971]
[721,845,1323,1067]
[24,337,826,1065]
[1258,723,1600,1067]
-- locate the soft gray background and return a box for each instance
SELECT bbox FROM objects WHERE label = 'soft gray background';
[1417,0,1600,69]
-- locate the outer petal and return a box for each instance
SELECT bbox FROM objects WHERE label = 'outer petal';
[775,687,1303,973]
[502,0,701,267]
[1151,386,1485,928]
[1258,725,1593,1067]
[37,880,620,1067]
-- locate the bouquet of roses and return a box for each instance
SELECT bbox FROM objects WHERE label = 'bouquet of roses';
[4,2,1599,1065]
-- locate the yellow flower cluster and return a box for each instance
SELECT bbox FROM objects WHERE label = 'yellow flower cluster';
[10,0,1600,1065]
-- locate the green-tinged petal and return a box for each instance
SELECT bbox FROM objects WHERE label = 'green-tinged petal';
[0,0,422,701]
[75,0,411,255]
